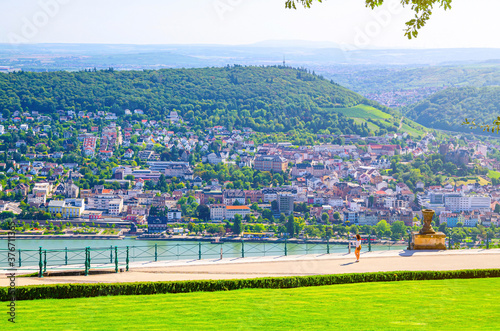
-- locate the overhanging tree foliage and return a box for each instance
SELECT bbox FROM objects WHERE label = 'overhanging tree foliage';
[463,117,500,134]
[285,0,453,39]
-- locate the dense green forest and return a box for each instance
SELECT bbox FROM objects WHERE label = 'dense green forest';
[404,86,500,134]
[0,66,399,136]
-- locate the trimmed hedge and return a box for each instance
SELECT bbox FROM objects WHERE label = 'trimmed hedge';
[2,269,499,301]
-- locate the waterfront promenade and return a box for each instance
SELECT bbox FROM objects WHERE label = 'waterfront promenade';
[1,249,498,286]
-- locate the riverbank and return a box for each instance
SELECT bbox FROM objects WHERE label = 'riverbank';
[0,233,406,245]
[137,235,407,246]
[0,235,125,240]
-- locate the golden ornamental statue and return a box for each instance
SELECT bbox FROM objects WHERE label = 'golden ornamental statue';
[410,209,446,250]
[420,209,436,235]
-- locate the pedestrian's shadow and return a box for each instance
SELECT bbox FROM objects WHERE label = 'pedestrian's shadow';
[340,261,357,266]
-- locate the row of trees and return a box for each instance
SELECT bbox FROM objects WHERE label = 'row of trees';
[177,217,411,240]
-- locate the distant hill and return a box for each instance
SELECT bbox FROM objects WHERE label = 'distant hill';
[2,44,500,72]
[322,65,500,108]
[329,66,500,95]
[404,86,500,133]
[0,66,404,136]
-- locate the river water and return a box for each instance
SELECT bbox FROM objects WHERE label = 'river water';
[0,238,406,269]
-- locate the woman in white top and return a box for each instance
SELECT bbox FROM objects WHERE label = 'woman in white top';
[354,234,362,262]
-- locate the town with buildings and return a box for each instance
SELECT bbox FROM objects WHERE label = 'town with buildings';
[0,108,499,244]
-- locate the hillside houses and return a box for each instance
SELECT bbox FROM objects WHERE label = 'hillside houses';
[1,105,500,239]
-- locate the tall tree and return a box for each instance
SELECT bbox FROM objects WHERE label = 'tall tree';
[233,215,242,235]
[287,214,295,237]
[390,221,406,239]
[197,204,210,221]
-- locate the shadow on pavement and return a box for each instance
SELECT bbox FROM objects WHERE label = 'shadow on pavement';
[340,261,357,266]
[399,250,416,256]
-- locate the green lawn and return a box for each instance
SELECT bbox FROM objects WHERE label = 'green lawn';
[401,122,426,136]
[488,170,500,179]
[326,104,392,119]
[4,278,499,330]
[353,118,380,131]
[446,176,491,187]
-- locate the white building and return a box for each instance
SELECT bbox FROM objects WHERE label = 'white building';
[167,209,182,221]
[207,153,223,165]
[108,199,124,215]
[328,197,344,208]
[88,195,124,215]
[27,192,46,205]
[384,196,397,209]
[33,182,53,196]
[210,204,226,221]
[445,193,491,212]
[313,144,357,154]
[225,205,251,220]
[469,196,491,211]
[222,190,246,205]
[209,204,251,221]
[261,188,297,203]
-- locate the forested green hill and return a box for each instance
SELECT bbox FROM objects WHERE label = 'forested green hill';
[0,66,400,136]
[404,86,500,134]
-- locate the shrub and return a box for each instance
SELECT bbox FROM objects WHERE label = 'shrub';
[1,269,499,302]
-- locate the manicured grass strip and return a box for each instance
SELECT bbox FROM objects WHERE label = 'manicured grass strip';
[1,269,499,302]
[2,278,500,330]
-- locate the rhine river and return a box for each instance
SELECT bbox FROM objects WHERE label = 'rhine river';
[0,239,406,269]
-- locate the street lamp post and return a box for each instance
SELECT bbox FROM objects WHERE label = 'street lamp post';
[347,230,351,254]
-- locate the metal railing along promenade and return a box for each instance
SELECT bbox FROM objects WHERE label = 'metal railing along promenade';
[0,240,409,278]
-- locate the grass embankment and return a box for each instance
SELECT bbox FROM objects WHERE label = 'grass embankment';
[488,170,500,179]
[327,105,428,137]
[445,176,491,187]
[329,104,392,119]
[3,278,499,330]
[401,122,426,136]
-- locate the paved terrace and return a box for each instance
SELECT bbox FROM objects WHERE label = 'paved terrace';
[1,249,499,286]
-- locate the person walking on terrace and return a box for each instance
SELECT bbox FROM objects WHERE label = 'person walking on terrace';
[354,234,362,262]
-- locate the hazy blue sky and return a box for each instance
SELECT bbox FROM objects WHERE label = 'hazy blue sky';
[1,0,499,48]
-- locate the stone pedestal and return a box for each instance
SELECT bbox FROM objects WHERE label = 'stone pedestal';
[411,231,447,250]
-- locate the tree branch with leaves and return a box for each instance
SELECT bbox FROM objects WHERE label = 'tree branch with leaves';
[462,117,500,134]
[285,0,453,39]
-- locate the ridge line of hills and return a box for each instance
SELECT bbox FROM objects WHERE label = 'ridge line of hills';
[0,65,426,138]
[404,85,500,135]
